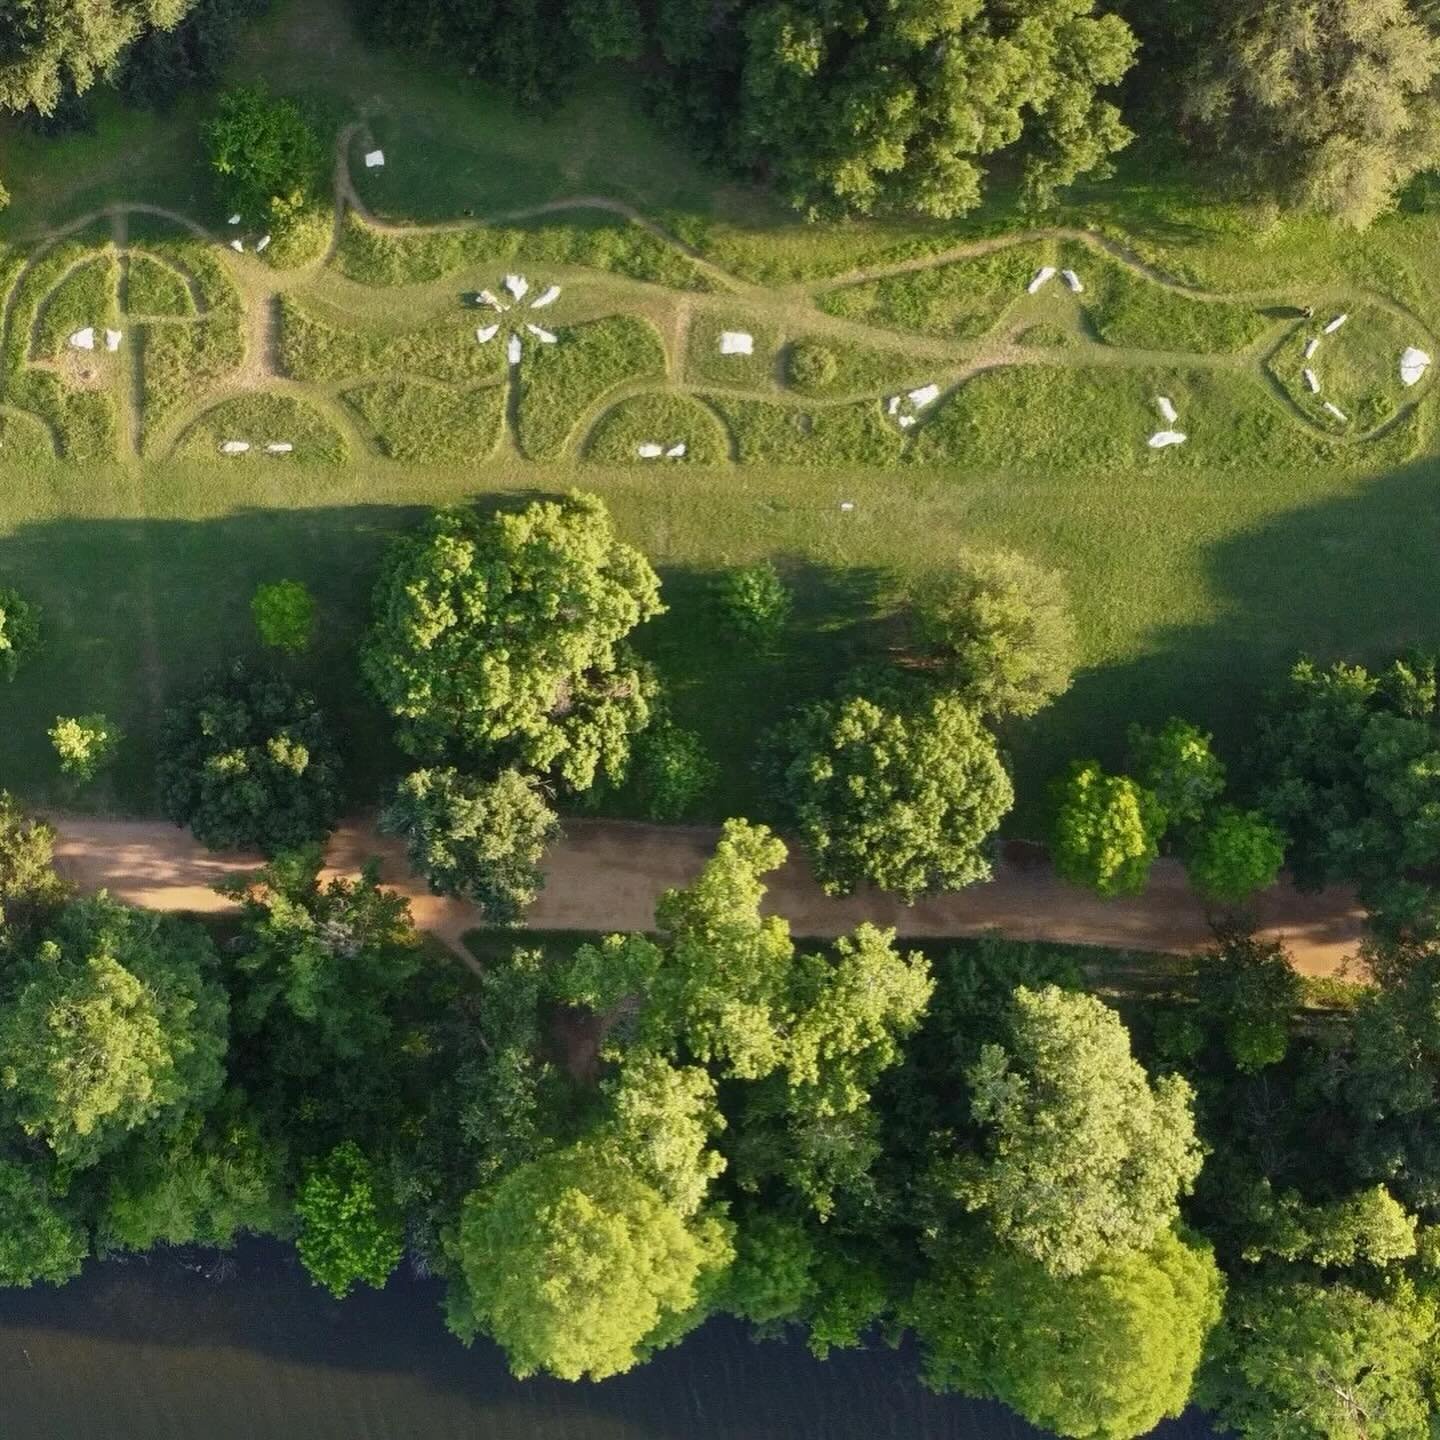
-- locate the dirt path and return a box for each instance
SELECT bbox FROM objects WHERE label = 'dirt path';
[44,813,1365,977]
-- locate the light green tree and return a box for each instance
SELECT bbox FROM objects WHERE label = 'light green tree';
[956,985,1204,1276]
[295,1141,404,1299]
[381,767,558,924]
[0,791,69,935]
[49,713,122,783]
[1238,1182,1417,1269]
[1186,807,1286,905]
[1051,761,1164,897]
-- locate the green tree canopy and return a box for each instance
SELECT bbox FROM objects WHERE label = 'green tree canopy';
[1182,0,1440,227]
[1194,932,1302,1073]
[203,83,324,230]
[50,713,122,783]
[0,1157,88,1287]
[910,549,1076,719]
[295,1140,404,1299]
[0,791,69,938]
[361,496,663,792]
[1237,1181,1417,1269]
[955,985,1204,1275]
[0,0,193,114]
[908,1229,1224,1440]
[0,896,227,1168]
[0,584,41,682]
[1185,807,1286,906]
[381,767,558,924]
[1127,717,1225,830]
[774,684,1013,900]
[1051,760,1163,897]
[157,660,343,854]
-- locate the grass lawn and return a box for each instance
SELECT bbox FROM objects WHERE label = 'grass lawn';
[3,0,1440,840]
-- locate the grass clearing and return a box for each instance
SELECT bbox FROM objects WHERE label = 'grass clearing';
[685,312,782,389]
[713,396,904,467]
[783,335,944,399]
[176,393,349,463]
[124,254,195,317]
[515,315,666,460]
[585,392,730,465]
[345,380,505,462]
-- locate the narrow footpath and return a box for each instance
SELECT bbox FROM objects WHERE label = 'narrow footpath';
[44,814,1365,977]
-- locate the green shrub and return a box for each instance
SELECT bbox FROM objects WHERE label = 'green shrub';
[260,205,331,270]
[50,713,122,782]
[631,720,718,821]
[0,586,41,681]
[713,397,903,467]
[712,562,792,646]
[786,341,838,391]
[204,84,324,233]
[345,380,505,462]
[686,313,780,389]
[176,392,348,463]
[125,254,194,316]
[585,391,729,465]
[515,315,666,460]
[251,580,315,653]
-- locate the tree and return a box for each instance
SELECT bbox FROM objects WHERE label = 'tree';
[0,1158,87,1287]
[451,1140,733,1380]
[157,660,343,853]
[911,550,1075,718]
[1186,807,1286,905]
[908,1229,1224,1440]
[1051,761,1163,897]
[49,713,122,782]
[712,560,792,646]
[1127,717,1225,830]
[1197,1272,1439,1440]
[251,579,315,653]
[1194,933,1302,1072]
[0,896,227,1168]
[1238,1182,1416,1268]
[295,1141,404,1299]
[955,985,1204,1276]
[774,684,1013,900]
[0,791,69,936]
[630,719,718,821]
[0,0,194,114]
[361,496,663,792]
[723,1211,818,1327]
[0,584,40,681]
[1182,0,1440,228]
[381,767,558,924]
[203,83,324,230]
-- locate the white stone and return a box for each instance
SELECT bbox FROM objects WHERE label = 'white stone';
[907,383,940,408]
[228,213,241,225]
[637,443,663,458]
[1148,430,1187,449]
[507,333,522,365]
[104,329,122,352]
[1303,368,1320,394]
[504,274,529,301]
[1303,337,1320,359]
[1155,395,1178,423]
[530,285,561,308]
[219,440,250,454]
[665,443,686,459]
[1061,268,1084,294]
[887,396,900,415]
[898,414,916,429]
[1323,313,1348,334]
[1027,266,1056,295]
[475,324,499,344]
[266,442,294,454]
[839,501,855,511]
[479,289,504,311]
[67,327,95,351]
[364,149,385,168]
[1323,401,1348,422]
[719,330,753,355]
[1400,346,1431,386]
[526,324,557,344]
[256,234,272,253]
[229,238,243,253]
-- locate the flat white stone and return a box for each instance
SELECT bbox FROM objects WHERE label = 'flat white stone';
[1155,396,1178,423]
[104,329,122,352]
[526,324,557,344]
[839,501,855,511]
[1323,401,1348,422]
[68,327,95,351]
[887,396,900,415]
[475,324,499,344]
[1323,313,1347,334]
[1303,337,1320,359]
[637,443,663,458]
[719,330,753,355]
[364,149,385,167]
[256,234,271,253]
[228,214,241,225]
[1148,430,1187,449]
[266,442,294,454]
[1303,368,1320,394]
[479,289,504,311]
[1027,266,1056,295]
[219,440,250,454]
[229,238,243,253]
[1061,268,1084,294]
[530,285,561,308]
[907,383,940,408]
[504,274,529,301]
[665,443,686,458]
[897,414,916,429]
[1400,346,1431,386]
[507,333,522,365]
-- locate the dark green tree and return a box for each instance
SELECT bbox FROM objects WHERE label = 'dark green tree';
[203,83,324,230]
[0,584,41,681]
[1194,933,1302,1073]
[1128,717,1225,830]
[0,1157,87,1286]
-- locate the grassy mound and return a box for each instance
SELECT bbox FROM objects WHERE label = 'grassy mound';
[712,396,903,466]
[176,392,349,463]
[345,379,505,462]
[515,314,666,460]
[686,312,781,389]
[783,335,942,398]
[0,407,56,462]
[125,254,194,317]
[586,392,729,464]
[33,254,118,360]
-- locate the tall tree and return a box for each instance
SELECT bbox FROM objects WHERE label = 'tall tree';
[295,1140,404,1299]
[1193,932,1302,1073]
[361,496,663,792]
[0,1157,87,1286]
[1051,760,1164,897]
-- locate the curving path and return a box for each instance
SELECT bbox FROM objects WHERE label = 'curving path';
[44,813,1365,978]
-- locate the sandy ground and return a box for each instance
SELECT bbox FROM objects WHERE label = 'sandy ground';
[43,814,1366,977]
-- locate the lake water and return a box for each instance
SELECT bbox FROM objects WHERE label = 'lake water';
[0,1241,1220,1439]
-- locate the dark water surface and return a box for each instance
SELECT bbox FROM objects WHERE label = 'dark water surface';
[0,1241,1219,1439]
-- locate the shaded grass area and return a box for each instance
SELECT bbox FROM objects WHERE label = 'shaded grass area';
[175,393,349,464]
[713,397,903,467]
[515,315,666,460]
[585,392,730,465]
[685,312,782,389]
[345,380,505,462]
[125,253,195,316]
[277,294,506,385]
